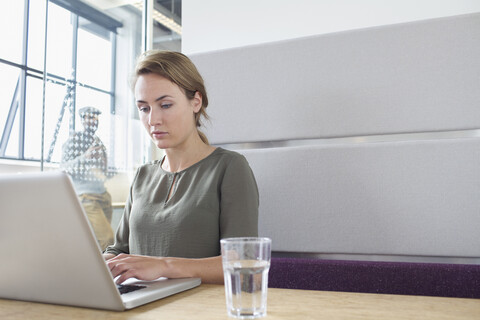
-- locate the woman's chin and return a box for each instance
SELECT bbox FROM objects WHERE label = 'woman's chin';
[155,143,168,150]
[151,139,169,150]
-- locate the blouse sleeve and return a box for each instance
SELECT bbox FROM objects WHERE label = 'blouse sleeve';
[103,168,140,255]
[219,154,259,238]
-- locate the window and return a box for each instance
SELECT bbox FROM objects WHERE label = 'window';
[0,0,148,177]
[0,0,182,247]
[1,0,181,206]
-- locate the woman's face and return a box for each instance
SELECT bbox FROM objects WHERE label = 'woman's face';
[135,73,202,150]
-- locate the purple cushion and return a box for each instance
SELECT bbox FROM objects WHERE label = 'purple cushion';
[268,257,480,298]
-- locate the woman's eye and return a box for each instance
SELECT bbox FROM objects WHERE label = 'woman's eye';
[138,106,149,113]
[161,104,172,109]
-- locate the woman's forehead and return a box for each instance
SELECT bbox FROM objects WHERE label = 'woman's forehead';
[135,74,184,98]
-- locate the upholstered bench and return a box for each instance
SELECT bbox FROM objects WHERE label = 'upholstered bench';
[268,257,480,298]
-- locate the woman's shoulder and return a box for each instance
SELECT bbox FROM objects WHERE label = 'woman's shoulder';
[205,148,253,173]
[134,160,163,176]
[138,159,162,168]
[210,147,248,163]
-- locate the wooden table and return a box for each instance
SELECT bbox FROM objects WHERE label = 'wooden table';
[1,284,479,319]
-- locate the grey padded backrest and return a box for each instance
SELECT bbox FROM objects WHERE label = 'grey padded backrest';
[239,139,480,257]
[190,13,480,258]
[192,13,480,144]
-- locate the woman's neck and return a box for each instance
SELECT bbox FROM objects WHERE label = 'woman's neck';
[162,141,216,173]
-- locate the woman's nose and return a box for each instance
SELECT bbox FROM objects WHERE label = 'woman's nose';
[148,107,162,126]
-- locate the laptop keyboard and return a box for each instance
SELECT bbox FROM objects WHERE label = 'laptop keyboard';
[117,284,147,295]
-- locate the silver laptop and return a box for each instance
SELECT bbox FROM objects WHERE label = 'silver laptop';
[0,171,201,311]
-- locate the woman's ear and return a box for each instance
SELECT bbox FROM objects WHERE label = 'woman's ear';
[192,91,202,113]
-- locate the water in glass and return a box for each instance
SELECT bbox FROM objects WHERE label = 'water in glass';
[223,259,270,319]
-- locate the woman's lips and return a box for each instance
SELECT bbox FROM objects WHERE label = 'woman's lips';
[151,131,167,139]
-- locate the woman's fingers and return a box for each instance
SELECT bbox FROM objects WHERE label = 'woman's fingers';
[114,268,138,284]
[106,254,164,284]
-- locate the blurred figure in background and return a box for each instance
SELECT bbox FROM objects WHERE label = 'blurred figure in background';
[61,106,114,250]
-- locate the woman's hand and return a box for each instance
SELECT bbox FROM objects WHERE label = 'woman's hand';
[106,254,168,284]
[103,253,115,260]
[106,254,224,285]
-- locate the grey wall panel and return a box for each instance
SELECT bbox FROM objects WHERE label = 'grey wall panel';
[239,138,480,257]
[189,12,480,259]
[191,13,480,145]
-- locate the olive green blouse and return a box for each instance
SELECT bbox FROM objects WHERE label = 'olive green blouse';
[104,147,259,258]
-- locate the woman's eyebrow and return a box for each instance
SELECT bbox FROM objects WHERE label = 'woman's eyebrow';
[136,95,171,104]
[155,95,171,102]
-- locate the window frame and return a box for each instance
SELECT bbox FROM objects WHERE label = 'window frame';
[0,0,121,164]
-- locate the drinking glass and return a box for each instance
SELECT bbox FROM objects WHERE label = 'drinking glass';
[220,237,272,319]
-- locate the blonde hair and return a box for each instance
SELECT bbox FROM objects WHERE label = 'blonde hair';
[132,50,210,144]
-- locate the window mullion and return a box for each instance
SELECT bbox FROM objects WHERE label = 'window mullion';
[110,32,116,115]
[109,32,117,171]
[18,0,30,159]
[70,13,79,133]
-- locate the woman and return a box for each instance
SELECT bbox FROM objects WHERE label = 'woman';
[103,50,259,284]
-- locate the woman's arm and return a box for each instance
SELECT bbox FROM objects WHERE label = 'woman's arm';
[103,168,140,256]
[106,254,224,284]
[220,154,259,238]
